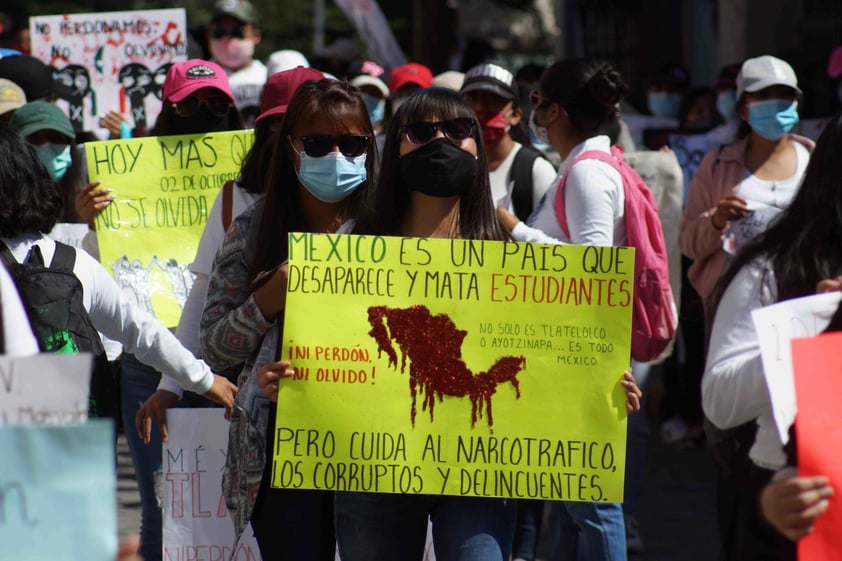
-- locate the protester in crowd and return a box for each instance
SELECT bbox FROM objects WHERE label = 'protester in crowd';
[266,49,309,76]
[679,87,721,131]
[495,57,635,561]
[714,63,741,129]
[679,55,814,310]
[9,100,92,223]
[703,111,842,561]
[137,66,326,433]
[460,61,556,222]
[388,62,434,115]
[0,124,236,421]
[351,73,389,135]
[647,63,689,120]
[199,78,374,561]
[312,37,362,80]
[0,54,53,103]
[207,0,266,125]
[0,78,24,125]
[84,58,243,561]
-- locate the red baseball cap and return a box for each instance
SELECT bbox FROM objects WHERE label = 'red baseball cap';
[255,66,325,123]
[388,63,433,93]
[162,59,234,102]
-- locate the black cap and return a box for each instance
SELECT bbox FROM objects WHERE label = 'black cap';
[0,55,54,101]
[460,62,517,101]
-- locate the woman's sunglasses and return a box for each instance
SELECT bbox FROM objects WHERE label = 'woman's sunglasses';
[210,26,245,40]
[297,135,370,158]
[172,95,233,118]
[400,118,475,145]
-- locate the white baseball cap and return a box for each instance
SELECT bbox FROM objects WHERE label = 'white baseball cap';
[736,55,801,100]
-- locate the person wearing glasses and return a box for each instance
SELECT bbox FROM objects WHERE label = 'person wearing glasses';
[109,58,244,561]
[207,0,267,126]
[495,59,633,561]
[199,79,374,561]
[327,86,515,560]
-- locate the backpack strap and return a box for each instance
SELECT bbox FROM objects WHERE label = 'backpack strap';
[49,241,77,271]
[553,147,623,239]
[509,146,541,221]
[221,180,235,232]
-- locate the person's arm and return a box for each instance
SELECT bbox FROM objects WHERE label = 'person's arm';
[679,150,737,261]
[702,261,773,429]
[564,161,622,246]
[199,211,275,371]
[0,264,39,356]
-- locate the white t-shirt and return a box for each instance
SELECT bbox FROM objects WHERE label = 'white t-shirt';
[489,142,557,215]
[1,235,214,394]
[0,264,39,356]
[225,60,268,127]
[736,140,810,210]
[522,135,625,247]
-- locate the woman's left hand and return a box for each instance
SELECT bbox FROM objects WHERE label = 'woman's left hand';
[816,276,842,293]
[621,369,643,413]
[256,360,295,402]
[496,207,521,233]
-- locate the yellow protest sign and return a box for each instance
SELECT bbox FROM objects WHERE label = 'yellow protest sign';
[272,234,634,502]
[85,130,253,326]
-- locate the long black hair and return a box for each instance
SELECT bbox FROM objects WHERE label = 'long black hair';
[712,112,842,311]
[354,87,507,241]
[250,79,376,282]
[539,58,629,134]
[0,128,63,237]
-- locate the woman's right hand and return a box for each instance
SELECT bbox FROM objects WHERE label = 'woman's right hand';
[760,474,834,541]
[100,110,130,139]
[75,181,115,227]
[256,360,295,402]
[817,276,842,293]
[710,194,748,230]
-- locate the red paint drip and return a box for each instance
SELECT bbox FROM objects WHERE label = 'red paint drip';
[367,305,525,429]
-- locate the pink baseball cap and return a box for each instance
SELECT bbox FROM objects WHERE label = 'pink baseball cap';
[255,66,325,123]
[828,46,842,79]
[388,63,433,93]
[162,59,234,102]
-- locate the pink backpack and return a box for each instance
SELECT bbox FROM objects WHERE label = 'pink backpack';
[554,145,677,362]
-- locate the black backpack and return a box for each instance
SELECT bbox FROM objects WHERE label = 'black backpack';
[509,146,551,221]
[0,241,118,419]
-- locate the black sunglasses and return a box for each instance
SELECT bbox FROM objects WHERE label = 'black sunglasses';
[211,26,245,40]
[297,135,370,158]
[401,118,475,145]
[172,95,233,118]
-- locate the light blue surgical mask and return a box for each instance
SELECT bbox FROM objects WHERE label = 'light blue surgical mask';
[528,112,550,146]
[296,150,367,203]
[647,91,681,118]
[747,99,799,141]
[34,143,72,181]
[361,93,385,125]
[716,90,737,121]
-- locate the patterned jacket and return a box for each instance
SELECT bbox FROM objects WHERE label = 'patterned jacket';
[199,201,276,545]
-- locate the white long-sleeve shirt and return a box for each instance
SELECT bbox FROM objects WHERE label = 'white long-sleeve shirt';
[2,234,213,394]
[703,258,786,469]
[0,263,39,356]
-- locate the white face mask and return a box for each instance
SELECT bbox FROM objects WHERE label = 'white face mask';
[528,111,550,146]
[210,38,255,70]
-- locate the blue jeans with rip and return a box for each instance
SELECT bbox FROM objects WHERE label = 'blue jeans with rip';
[335,492,517,561]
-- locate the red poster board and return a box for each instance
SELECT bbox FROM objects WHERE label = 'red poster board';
[792,333,842,560]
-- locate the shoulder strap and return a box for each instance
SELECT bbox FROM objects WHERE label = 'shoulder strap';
[553,148,621,239]
[222,180,235,232]
[50,241,77,271]
[510,147,541,221]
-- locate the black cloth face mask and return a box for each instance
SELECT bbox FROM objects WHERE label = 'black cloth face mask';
[398,139,478,198]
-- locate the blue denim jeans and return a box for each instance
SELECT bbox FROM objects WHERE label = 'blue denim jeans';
[120,353,163,561]
[335,492,517,561]
[624,360,652,517]
[548,500,627,561]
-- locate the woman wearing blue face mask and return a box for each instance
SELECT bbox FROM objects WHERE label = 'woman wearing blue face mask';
[199,78,375,561]
[679,55,814,312]
[9,100,90,223]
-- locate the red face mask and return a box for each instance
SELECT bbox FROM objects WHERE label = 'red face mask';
[476,110,510,146]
